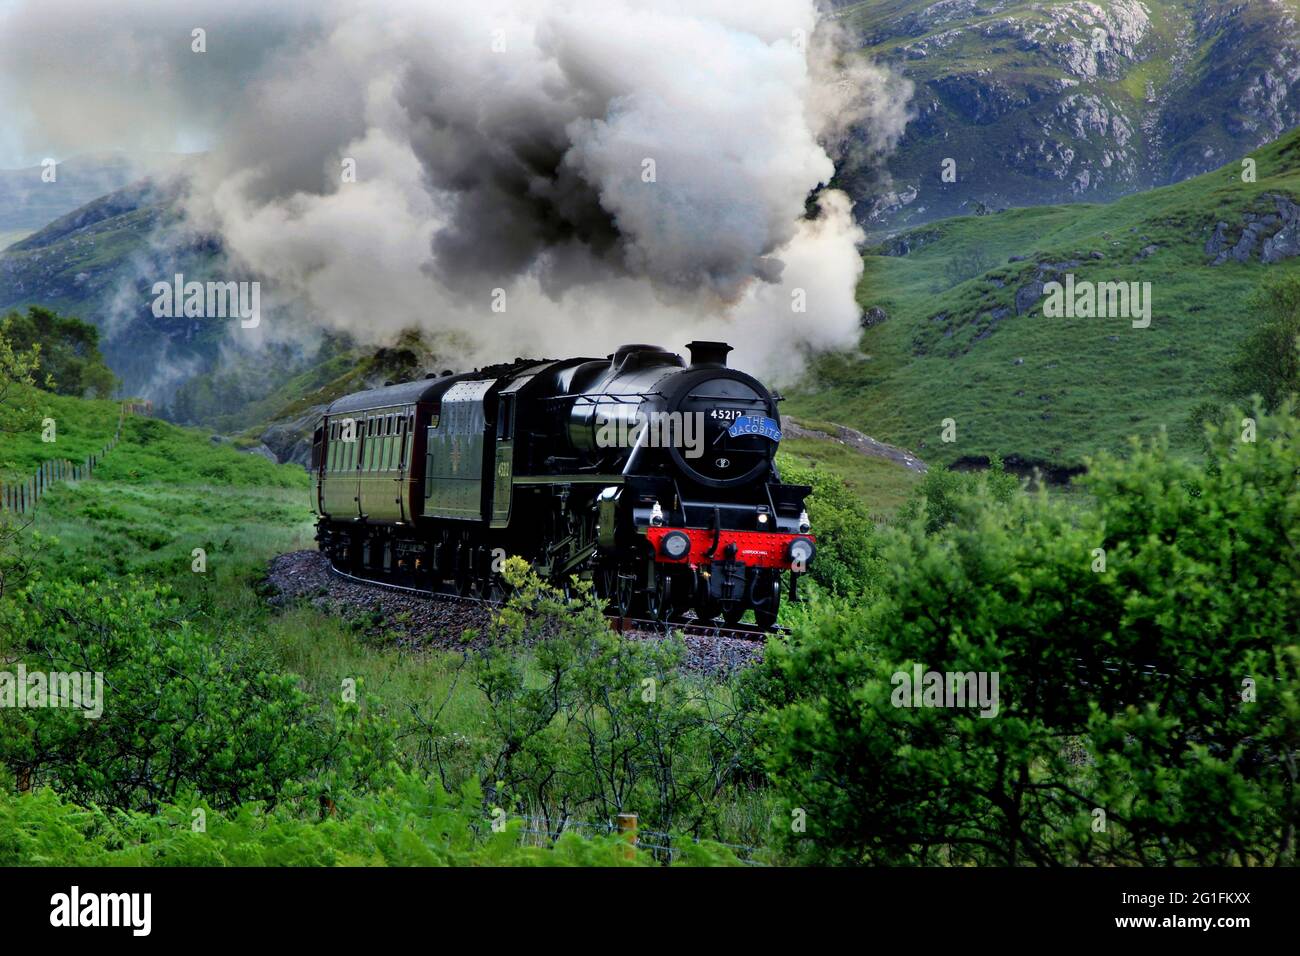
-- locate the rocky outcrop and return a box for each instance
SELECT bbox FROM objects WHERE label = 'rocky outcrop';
[844,0,1300,231]
[1206,194,1300,265]
[1014,259,1081,315]
[1015,278,1046,316]
[875,228,940,257]
[241,443,279,464]
[861,306,890,328]
[259,404,328,469]
[1262,196,1300,264]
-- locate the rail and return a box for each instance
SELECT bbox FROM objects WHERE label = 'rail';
[326,559,780,642]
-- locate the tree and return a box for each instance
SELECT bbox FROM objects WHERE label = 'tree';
[0,313,45,434]
[0,316,47,598]
[1229,276,1300,411]
[755,406,1300,865]
[0,307,116,399]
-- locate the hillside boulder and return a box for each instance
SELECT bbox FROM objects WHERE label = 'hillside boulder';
[861,306,889,328]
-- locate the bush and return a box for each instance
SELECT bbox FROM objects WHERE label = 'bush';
[0,577,396,812]
[0,769,720,866]
[452,559,762,843]
[755,407,1300,865]
[896,452,1019,534]
[777,455,880,595]
[1229,276,1300,411]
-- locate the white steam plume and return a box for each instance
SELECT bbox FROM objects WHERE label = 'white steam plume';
[0,0,912,382]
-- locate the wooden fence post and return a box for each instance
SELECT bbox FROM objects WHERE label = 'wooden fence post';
[3,403,133,516]
[617,813,638,861]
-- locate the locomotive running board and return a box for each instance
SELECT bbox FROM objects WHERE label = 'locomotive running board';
[512,474,624,485]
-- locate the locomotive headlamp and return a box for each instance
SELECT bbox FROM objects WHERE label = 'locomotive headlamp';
[650,501,665,527]
[788,536,816,568]
[798,509,811,533]
[757,512,769,525]
[661,531,691,560]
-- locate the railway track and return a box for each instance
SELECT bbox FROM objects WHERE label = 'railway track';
[327,561,781,643]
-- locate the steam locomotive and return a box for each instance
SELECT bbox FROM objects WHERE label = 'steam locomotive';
[310,341,814,628]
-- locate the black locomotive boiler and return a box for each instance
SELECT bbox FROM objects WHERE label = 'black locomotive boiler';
[310,341,815,628]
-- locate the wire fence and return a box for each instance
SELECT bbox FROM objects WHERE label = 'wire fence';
[1,402,147,515]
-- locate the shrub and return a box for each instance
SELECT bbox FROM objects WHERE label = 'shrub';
[896,452,1019,534]
[755,407,1300,865]
[0,576,396,812]
[1229,275,1300,411]
[0,770,711,866]
[776,456,879,595]
[454,559,761,843]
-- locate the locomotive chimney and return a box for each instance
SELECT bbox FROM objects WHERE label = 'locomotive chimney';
[685,341,732,367]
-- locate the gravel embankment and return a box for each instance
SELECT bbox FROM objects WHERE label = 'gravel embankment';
[266,549,765,675]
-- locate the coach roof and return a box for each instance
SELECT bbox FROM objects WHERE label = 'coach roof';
[325,375,473,416]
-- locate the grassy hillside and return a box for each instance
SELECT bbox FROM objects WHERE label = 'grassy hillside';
[777,438,920,517]
[788,126,1300,468]
[0,176,229,403]
[0,385,308,488]
[0,387,122,480]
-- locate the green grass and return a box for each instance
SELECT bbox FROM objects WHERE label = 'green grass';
[0,387,125,480]
[9,393,781,851]
[787,127,1300,468]
[0,385,312,489]
[777,439,920,518]
[96,416,310,488]
[5,388,312,583]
